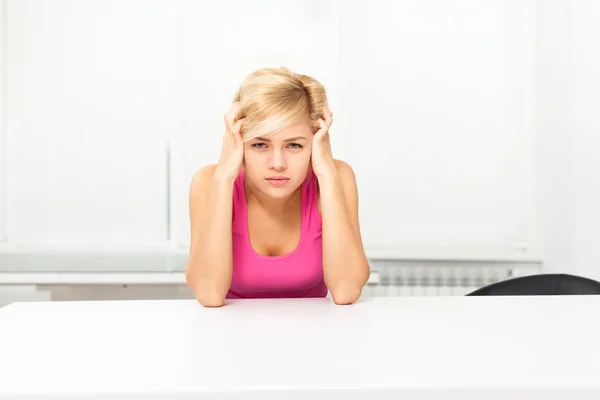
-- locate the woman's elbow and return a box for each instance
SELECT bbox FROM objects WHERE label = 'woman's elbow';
[186,270,227,307]
[197,294,225,307]
[192,286,227,307]
[330,287,363,305]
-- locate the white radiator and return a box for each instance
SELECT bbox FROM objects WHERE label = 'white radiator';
[363,264,542,297]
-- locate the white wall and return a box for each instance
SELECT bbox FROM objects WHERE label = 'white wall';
[536,0,600,280]
[535,0,574,275]
[570,0,600,280]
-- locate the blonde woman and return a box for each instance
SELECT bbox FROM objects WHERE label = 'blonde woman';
[185,67,370,307]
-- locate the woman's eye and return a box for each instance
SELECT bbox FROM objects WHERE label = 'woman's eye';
[251,143,302,149]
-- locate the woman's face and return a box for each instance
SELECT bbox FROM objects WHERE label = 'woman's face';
[243,118,313,199]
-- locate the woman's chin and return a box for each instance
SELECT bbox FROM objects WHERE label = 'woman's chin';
[260,181,299,199]
[263,186,293,199]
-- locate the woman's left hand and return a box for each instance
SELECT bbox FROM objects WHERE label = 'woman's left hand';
[311,106,337,179]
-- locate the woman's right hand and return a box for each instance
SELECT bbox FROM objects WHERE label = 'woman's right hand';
[215,103,245,181]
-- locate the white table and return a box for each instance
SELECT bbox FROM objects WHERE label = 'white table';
[1,296,599,399]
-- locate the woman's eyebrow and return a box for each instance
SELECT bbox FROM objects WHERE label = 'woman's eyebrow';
[283,137,308,142]
[254,136,308,142]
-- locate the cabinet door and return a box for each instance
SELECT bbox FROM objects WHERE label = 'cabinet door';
[0,1,6,242]
[6,0,174,246]
[340,0,536,257]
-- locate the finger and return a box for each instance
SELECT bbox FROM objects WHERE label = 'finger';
[314,119,327,138]
[322,109,333,127]
[232,118,246,143]
[232,117,245,134]
[225,102,241,131]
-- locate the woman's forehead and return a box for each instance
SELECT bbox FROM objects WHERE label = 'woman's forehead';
[258,120,312,142]
[277,120,312,137]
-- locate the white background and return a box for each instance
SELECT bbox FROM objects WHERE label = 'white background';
[0,0,599,279]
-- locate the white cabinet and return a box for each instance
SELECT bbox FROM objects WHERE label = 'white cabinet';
[340,0,536,257]
[1,0,538,258]
[5,0,174,246]
[0,3,6,243]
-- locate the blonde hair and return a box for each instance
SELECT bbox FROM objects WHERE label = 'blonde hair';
[232,67,328,142]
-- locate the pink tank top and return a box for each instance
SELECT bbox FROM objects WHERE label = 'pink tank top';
[226,168,328,299]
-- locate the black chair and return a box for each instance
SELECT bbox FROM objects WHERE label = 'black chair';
[467,273,600,296]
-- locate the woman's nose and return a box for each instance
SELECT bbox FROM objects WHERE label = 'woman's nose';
[268,149,287,171]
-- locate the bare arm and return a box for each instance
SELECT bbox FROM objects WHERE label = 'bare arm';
[186,103,245,307]
[311,107,370,305]
[185,165,236,307]
[319,160,371,305]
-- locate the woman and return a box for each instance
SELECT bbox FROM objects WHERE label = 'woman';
[185,67,370,307]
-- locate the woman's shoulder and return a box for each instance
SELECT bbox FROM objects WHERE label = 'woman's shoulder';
[190,164,218,185]
[188,165,219,217]
[189,164,217,199]
[189,164,244,190]
[333,159,355,177]
[190,164,246,208]
[315,159,357,188]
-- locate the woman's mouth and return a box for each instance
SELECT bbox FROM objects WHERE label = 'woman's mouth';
[265,176,290,186]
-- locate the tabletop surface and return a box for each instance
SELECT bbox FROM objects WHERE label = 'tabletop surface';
[1,296,599,399]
